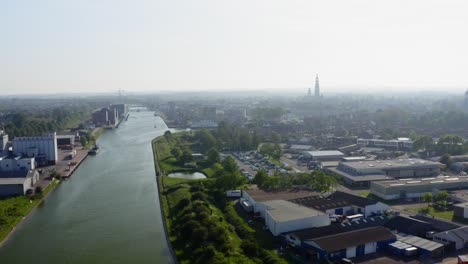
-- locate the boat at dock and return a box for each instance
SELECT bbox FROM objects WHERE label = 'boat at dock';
[88,144,100,155]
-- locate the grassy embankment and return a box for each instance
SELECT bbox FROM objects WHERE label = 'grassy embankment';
[153,133,287,264]
[83,127,104,150]
[0,179,59,243]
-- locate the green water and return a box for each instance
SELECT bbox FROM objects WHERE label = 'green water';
[0,111,173,264]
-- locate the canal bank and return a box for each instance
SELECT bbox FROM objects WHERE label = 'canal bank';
[0,111,173,264]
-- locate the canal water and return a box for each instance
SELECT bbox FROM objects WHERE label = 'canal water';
[0,110,173,264]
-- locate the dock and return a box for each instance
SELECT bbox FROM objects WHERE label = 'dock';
[57,149,89,178]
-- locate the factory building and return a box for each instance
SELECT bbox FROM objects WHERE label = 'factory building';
[262,200,330,236]
[110,104,128,119]
[289,191,389,218]
[329,158,441,187]
[0,156,35,171]
[92,107,118,127]
[357,138,414,150]
[370,176,468,200]
[241,189,319,218]
[12,132,58,165]
[433,226,468,250]
[0,130,9,154]
[305,150,345,161]
[291,226,396,260]
[0,170,40,197]
[453,203,468,219]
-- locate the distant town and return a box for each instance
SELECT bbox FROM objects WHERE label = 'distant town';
[150,84,468,264]
[1,87,468,264]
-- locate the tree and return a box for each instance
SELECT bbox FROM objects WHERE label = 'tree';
[80,136,88,147]
[180,149,194,165]
[171,147,182,160]
[253,170,269,187]
[310,171,337,193]
[422,192,433,206]
[437,134,466,155]
[216,172,245,191]
[207,148,220,164]
[435,191,448,206]
[440,154,454,168]
[413,135,435,152]
[196,129,217,153]
[164,130,172,140]
[222,156,238,173]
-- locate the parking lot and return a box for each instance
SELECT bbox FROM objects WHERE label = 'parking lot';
[232,151,291,180]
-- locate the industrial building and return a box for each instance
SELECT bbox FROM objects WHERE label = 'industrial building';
[357,138,414,150]
[0,156,35,171]
[305,150,345,161]
[329,158,441,187]
[92,107,118,127]
[110,104,128,119]
[453,203,468,219]
[392,233,444,258]
[12,132,58,165]
[289,191,389,218]
[0,130,9,155]
[241,189,318,218]
[299,226,395,260]
[56,134,76,147]
[262,200,330,236]
[433,226,468,250]
[370,176,468,200]
[0,170,40,197]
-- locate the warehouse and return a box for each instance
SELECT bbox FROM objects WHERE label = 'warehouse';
[290,191,389,217]
[305,150,345,161]
[357,138,414,150]
[302,226,396,260]
[241,189,318,217]
[453,203,468,219]
[262,200,330,236]
[371,176,468,200]
[0,170,40,197]
[433,226,468,250]
[338,158,440,178]
[395,233,444,257]
[329,158,441,187]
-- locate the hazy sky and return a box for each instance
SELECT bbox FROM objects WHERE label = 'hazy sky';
[2,0,468,95]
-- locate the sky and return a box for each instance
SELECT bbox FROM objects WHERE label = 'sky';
[1,0,468,95]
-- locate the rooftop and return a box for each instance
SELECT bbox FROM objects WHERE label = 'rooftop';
[244,189,318,202]
[0,177,28,185]
[288,214,392,241]
[342,158,440,170]
[396,233,444,252]
[262,200,326,222]
[372,175,468,188]
[309,226,395,253]
[329,167,392,182]
[307,150,344,157]
[290,191,379,211]
[454,202,468,208]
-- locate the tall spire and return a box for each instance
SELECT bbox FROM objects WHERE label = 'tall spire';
[307,87,312,97]
[314,74,320,97]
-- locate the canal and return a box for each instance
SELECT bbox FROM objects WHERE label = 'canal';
[0,110,173,264]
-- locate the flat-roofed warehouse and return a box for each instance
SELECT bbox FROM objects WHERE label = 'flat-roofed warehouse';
[371,176,468,200]
[305,150,345,161]
[329,158,441,187]
[262,200,330,236]
[241,189,318,217]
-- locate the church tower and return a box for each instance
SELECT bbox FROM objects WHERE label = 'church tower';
[314,74,320,97]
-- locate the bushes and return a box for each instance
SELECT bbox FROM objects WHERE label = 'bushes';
[224,204,254,239]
